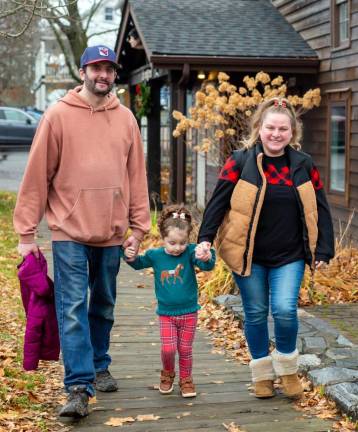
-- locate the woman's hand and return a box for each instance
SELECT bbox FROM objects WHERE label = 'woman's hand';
[315,261,327,270]
[195,241,211,262]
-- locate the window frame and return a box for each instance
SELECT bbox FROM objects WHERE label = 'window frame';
[325,89,351,206]
[331,0,351,51]
[104,6,114,22]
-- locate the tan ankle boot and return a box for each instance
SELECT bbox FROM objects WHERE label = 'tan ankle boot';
[254,379,275,398]
[271,349,303,399]
[249,356,275,399]
[280,373,303,399]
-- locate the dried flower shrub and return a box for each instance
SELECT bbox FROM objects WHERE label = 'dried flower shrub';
[173,71,321,162]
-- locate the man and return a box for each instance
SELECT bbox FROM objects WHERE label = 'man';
[13,45,150,417]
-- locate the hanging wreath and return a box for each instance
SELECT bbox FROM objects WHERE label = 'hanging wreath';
[134,82,151,119]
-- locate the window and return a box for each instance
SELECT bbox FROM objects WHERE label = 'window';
[339,1,349,41]
[331,0,350,49]
[104,7,113,21]
[326,90,351,205]
[4,109,30,123]
[329,106,346,192]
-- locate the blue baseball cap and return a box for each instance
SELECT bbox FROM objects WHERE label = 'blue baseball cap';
[80,45,119,69]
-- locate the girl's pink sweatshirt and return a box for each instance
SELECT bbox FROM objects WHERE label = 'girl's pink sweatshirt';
[13,87,150,246]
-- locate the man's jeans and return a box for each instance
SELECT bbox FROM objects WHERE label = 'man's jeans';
[52,241,121,395]
[233,260,305,359]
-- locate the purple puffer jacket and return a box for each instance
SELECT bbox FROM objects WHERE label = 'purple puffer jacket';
[18,251,60,370]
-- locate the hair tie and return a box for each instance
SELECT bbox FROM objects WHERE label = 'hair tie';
[274,99,287,108]
[172,212,186,220]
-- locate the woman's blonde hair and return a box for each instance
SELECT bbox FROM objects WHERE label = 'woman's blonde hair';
[241,97,302,150]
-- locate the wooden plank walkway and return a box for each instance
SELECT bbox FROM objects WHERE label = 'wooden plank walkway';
[60,263,333,432]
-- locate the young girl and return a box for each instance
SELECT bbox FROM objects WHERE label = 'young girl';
[124,205,215,398]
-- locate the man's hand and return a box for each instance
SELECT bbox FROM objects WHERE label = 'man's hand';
[195,241,211,262]
[122,236,140,262]
[17,242,39,258]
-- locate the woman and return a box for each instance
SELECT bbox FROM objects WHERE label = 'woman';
[197,98,334,399]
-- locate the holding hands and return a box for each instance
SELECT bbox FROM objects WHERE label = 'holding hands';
[123,235,140,262]
[124,246,136,260]
[195,241,212,262]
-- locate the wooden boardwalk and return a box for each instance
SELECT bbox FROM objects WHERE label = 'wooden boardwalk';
[62,264,332,432]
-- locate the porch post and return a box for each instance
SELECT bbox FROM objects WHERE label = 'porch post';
[147,80,162,208]
[169,71,187,204]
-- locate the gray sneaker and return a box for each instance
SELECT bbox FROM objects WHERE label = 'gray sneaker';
[59,387,89,418]
[95,369,118,392]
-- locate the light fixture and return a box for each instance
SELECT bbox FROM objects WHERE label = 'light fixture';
[118,88,126,94]
[197,70,205,80]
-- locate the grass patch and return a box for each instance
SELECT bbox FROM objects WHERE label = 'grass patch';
[0,191,67,431]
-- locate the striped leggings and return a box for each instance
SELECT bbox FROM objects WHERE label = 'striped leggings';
[159,312,198,379]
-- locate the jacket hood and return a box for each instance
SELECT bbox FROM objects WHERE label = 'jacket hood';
[59,85,120,111]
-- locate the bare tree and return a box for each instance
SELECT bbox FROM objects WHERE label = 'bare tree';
[0,1,121,82]
[0,6,40,105]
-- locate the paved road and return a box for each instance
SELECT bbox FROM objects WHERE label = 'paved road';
[0,149,29,192]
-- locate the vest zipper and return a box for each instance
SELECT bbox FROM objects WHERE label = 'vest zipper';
[241,184,262,276]
[291,170,313,267]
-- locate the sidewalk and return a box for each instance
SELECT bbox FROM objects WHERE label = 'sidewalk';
[60,263,332,432]
[34,223,333,431]
[216,295,358,422]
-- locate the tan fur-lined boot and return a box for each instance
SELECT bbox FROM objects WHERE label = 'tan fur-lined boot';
[271,349,303,399]
[249,356,275,398]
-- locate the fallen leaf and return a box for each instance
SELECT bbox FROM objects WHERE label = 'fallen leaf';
[104,417,135,426]
[136,414,160,421]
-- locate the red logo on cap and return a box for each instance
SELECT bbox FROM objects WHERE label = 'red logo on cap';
[99,47,109,57]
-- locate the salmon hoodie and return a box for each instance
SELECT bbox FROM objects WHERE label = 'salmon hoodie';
[13,86,150,246]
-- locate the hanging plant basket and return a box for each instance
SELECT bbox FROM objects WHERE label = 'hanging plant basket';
[134,82,151,119]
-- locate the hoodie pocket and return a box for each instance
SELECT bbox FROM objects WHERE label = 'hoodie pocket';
[59,187,128,243]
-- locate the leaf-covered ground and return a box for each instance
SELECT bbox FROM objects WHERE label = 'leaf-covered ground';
[0,192,69,432]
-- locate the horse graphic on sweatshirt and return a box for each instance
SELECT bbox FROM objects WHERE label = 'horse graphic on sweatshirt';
[160,263,184,285]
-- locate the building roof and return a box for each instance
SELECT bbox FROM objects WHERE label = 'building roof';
[127,0,317,59]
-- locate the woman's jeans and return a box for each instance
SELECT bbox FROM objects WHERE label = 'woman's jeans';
[52,241,121,395]
[233,260,305,359]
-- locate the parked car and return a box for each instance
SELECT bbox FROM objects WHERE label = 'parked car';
[0,106,39,146]
[23,106,44,121]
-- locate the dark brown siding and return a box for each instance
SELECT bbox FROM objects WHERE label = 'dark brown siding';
[273,0,358,242]
[206,165,220,202]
